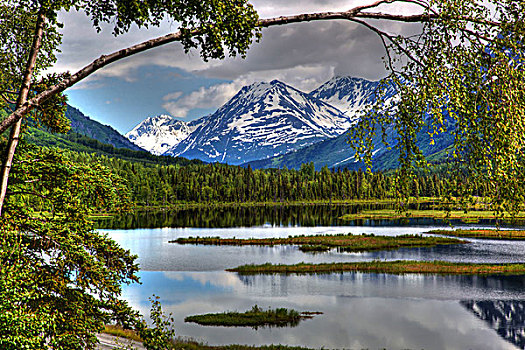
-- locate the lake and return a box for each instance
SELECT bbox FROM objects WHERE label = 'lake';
[101,205,525,349]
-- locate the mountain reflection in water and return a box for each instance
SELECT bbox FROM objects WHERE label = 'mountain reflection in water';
[461,300,525,349]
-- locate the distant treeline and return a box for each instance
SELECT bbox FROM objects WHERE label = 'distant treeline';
[67,151,491,206]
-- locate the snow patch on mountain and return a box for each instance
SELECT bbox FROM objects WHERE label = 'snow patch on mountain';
[164,80,353,164]
[310,76,389,120]
[125,115,200,155]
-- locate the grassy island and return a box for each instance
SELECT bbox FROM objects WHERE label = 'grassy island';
[170,233,465,253]
[428,229,525,240]
[340,209,525,222]
[184,306,320,328]
[226,260,525,276]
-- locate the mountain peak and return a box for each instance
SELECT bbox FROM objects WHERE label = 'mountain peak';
[126,115,195,155]
[165,79,352,165]
[309,76,383,116]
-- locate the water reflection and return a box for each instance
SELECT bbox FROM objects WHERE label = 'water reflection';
[96,204,382,229]
[95,204,525,229]
[123,271,520,349]
[233,272,525,300]
[461,300,525,349]
[104,206,525,349]
[105,226,525,271]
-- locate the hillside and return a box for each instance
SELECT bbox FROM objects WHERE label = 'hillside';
[65,105,145,152]
[246,123,454,171]
[25,127,203,166]
[23,105,202,167]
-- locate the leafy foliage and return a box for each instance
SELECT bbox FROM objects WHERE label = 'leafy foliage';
[136,295,176,350]
[0,143,139,349]
[351,1,525,216]
[0,1,262,346]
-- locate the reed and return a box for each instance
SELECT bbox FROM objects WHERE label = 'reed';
[428,229,525,240]
[227,260,525,276]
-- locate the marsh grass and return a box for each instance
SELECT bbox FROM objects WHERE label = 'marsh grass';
[340,209,525,222]
[184,306,320,329]
[102,325,142,342]
[428,229,525,240]
[171,233,464,253]
[170,339,314,350]
[227,260,525,276]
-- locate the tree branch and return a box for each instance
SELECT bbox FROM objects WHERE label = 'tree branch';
[0,94,16,105]
[24,178,41,183]
[0,4,502,135]
[0,90,18,95]
[350,18,424,67]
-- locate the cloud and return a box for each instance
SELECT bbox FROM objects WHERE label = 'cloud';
[54,1,419,80]
[158,19,394,118]
[161,63,336,118]
[190,20,391,83]
[162,91,183,101]
[57,1,424,126]
[162,80,248,118]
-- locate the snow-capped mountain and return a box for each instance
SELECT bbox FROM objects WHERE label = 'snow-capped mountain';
[246,76,454,171]
[164,80,353,165]
[309,76,395,118]
[125,115,200,155]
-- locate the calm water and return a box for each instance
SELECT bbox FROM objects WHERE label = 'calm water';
[104,206,525,350]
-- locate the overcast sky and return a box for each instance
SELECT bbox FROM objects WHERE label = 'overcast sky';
[58,1,419,134]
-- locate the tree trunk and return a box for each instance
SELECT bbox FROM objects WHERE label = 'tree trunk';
[0,11,46,216]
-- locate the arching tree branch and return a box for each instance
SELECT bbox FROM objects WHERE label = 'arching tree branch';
[349,18,424,67]
[0,4,502,136]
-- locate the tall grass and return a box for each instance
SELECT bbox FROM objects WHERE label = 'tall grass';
[227,260,525,276]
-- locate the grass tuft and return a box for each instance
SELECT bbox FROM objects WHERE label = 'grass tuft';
[102,325,142,342]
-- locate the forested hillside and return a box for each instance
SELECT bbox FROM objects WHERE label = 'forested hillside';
[25,127,203,167]
[65,105,144,151]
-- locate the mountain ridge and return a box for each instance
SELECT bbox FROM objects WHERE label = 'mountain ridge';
[163,79,353,165]
[125,75,452,170]
[125,115,202,155]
